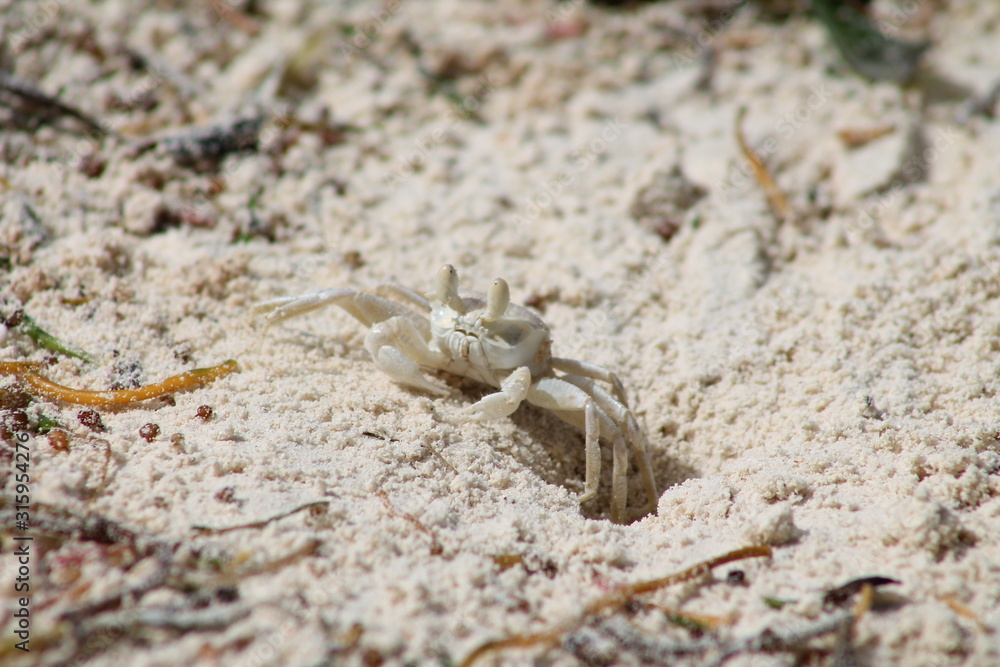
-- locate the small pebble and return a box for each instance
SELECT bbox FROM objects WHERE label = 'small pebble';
[343,250,365,269]
[0,388,31,410]
[5,310,24,327]
[49,429,70,452]
[3,409,29,433]
[170,433,185,451]
[78,409,104,431]
[139,423,160,442]
[726,569,747,586]
[216,586,239,603]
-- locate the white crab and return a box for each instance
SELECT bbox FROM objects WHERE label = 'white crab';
[253,265,658,523]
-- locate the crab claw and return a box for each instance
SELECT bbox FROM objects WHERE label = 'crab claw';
[484,278,510,321]
[436,264,465,313]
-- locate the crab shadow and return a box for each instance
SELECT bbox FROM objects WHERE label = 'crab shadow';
[449,374,697,524]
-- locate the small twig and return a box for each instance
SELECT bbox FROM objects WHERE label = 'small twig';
[729,611,852,662]
[460,545,772,667]
[822,575,899,608]
[362,430,397,441]
[588,546,772,616]
[60,558,172,620]
[377,491,444,556]
[0,501,319,662]
[0,70,110,136]
[853,582,875,619]
[133,116,266,167]
[364,430,458,475]
[423,441,458,474]
[837,124,895,148]
[5,504,180,621]
[939,594,988,632]
[830,581,874,666]
[192,500,329,535]
[735,107,791,224]
[178,538,322,591]
[87,603,250,633]
[567,616,717,664]
[647,603,731,632]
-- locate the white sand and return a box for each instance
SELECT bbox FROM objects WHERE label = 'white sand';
[2,1,999,665]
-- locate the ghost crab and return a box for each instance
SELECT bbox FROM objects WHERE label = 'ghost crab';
[253,265,658,523]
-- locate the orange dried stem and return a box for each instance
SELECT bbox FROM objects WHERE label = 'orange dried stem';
[0,360,238,406]
[0,362,45,373]
[853,582,874,623]
[939,594,986,631]
[837,125,894,148]
[736,107,791,223]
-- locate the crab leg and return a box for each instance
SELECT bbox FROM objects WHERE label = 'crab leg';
[253,288,431,337]
[464,367,531,420]
[580,400,601,504]
[464,367,608,506]
[528,377,628,522]
[365,317,448,395]
[374,283,432,312]
[560,374,659,516]
[610,429,628,523]
[254,288,446,393]
[624,413,658,515]
[551,357,628,405]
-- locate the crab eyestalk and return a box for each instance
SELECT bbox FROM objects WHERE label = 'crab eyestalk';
[436,264,466,313]
[484,278,510,321]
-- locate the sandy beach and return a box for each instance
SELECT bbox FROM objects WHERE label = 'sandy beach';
[2,1,999,665]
